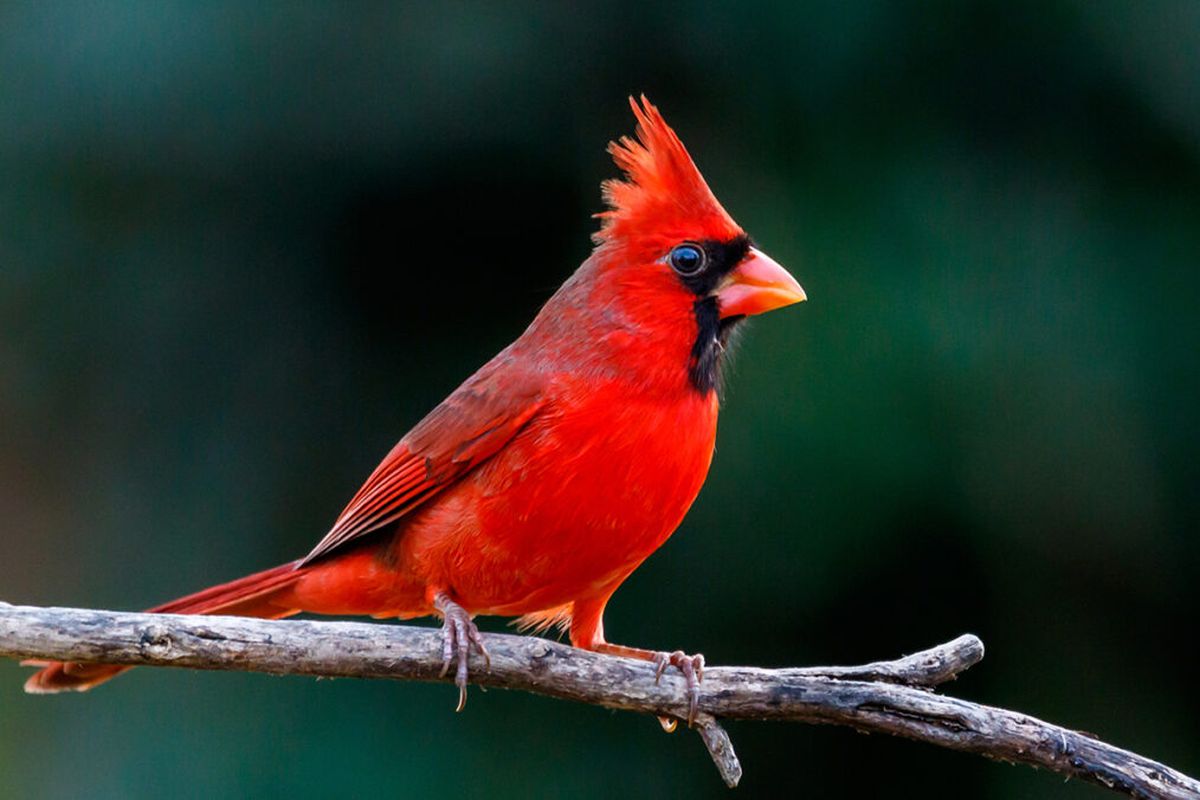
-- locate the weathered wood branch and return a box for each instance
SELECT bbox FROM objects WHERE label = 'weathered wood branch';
[1,603,1195,797]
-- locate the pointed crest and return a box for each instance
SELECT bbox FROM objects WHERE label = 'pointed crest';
[594,96,740,245]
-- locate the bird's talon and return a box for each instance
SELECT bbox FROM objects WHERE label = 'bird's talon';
[653,649,705,727]
[467,627,492,672]
[435,593,486,711]
[653,652,670,684]
[455,684,467,713]
[439,615,457,678]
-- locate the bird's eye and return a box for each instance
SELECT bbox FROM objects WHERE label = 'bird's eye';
[668,243,706,276]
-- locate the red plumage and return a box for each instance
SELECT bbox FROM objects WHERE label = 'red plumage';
[25,97,805,704]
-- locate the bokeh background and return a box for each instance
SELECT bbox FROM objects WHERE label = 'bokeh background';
[2,2,1197,797]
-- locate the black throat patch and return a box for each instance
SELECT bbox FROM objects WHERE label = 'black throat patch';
[690,298,744,393]
[679,235,751,393]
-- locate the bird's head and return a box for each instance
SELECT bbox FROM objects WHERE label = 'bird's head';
[585,96,806,393]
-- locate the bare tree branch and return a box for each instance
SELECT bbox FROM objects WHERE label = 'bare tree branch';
[1,602,1195,797]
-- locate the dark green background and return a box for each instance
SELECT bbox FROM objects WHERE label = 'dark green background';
[2,2,1197,797]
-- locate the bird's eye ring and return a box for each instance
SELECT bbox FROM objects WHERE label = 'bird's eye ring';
[668,243,706,276]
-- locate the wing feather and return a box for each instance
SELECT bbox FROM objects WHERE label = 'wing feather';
[300,365,545,565]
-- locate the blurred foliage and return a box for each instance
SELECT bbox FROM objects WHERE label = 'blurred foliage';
[1,1,1198,797]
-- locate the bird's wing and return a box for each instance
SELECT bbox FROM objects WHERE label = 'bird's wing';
[299,365,546,565]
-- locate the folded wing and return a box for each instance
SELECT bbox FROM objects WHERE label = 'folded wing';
[300,365,546,565]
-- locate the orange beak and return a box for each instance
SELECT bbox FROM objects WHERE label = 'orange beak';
[715,247,807,319]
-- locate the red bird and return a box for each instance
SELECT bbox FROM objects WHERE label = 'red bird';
[25,97,806,719]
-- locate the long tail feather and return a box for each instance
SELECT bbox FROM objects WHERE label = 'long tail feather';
[24,561,307,694]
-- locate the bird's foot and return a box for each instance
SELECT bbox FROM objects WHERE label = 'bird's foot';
[654,650,705,727]
[433,593,490,711]
[594,643,705,727]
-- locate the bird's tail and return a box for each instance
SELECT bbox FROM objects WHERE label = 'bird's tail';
[23,561,307,694]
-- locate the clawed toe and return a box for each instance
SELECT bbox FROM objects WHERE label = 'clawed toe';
[653,650,705,727]
[434,593,490,711]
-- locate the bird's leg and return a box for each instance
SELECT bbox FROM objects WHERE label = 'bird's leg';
[432,592,490,711]
[568,592,705,727]
[593,642,705,727]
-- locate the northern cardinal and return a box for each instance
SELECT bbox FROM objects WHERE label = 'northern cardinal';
[24,97,806,721]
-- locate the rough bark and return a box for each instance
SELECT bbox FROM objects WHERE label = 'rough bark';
[1,602,1195,797]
